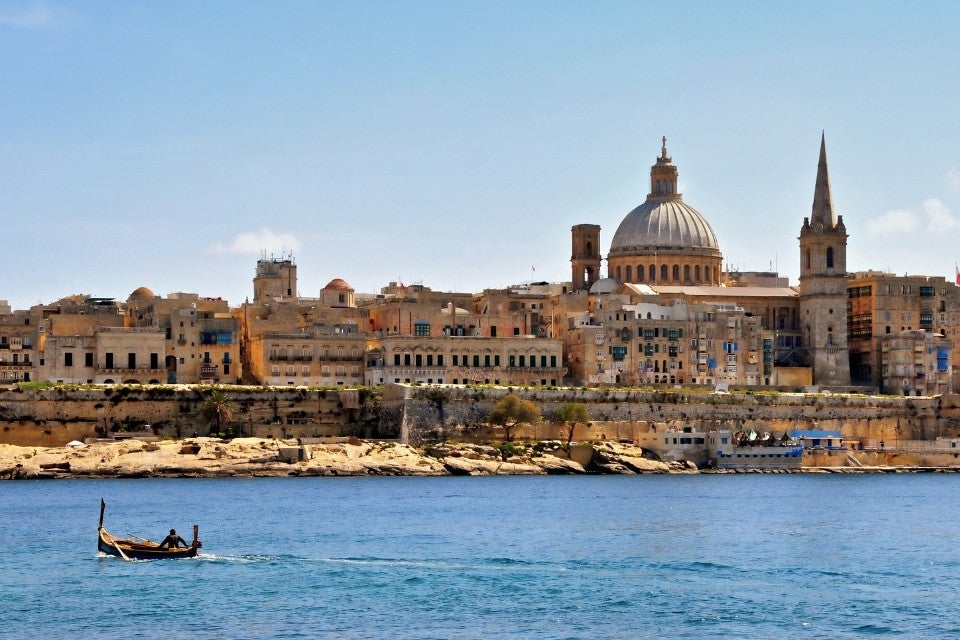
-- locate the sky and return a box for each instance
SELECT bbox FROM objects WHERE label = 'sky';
[2,1,960,310]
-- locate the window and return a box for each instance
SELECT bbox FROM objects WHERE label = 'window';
[414,322,430,336]
[85,353,93,367]
[65,352,73,367]
[826,247,834,268]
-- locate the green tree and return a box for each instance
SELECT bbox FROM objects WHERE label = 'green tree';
[487,393,541,442]
[550,402,591,450]
[200,390,235,436]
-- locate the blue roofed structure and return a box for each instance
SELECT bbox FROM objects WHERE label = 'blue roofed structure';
[791,430,844,450]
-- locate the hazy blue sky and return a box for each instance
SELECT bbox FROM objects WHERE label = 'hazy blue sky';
[2,1,959,309]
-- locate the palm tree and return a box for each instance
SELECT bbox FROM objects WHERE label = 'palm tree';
[200,389,235,436]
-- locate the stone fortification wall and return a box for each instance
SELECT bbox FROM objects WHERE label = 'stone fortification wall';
[398,386,960,446]
[2,383,958,449]
[0,386,386,447]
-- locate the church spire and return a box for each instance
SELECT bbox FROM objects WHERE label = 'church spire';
[811,132,836,227]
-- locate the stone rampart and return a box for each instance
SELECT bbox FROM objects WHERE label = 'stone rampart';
[1,383,957,449]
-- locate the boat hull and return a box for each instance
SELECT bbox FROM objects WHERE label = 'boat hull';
[98,527,200,560]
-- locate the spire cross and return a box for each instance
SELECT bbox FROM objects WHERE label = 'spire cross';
[661,136,667,159]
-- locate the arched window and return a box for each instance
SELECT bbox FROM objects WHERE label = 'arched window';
[637,265,644,282]
[661,265,668,281]
[695,265,701,282]
[625,265,632,281]
[649,265,656,281]
[615,266,622,281]
[705,266,711,283]
[826,247,834,268]
[805,250,811,270]
[683,265,690,281]
[672,265,680,281]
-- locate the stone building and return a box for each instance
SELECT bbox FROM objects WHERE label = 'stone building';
[0,301,41,383]
[558,134,870,388]
[879,330,951,395]
[364,334,565,386]
[848,271,959,389]
[238,256,369,386]
[561,296,772,387]
[126,288,241,384]
[247,323,366,387]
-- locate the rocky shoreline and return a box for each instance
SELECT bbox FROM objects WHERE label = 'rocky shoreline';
[0,438,700,479]
[3,438,957,480]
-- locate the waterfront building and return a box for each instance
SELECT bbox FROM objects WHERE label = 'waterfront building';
[879,330,952,396]
[848,271,960,390]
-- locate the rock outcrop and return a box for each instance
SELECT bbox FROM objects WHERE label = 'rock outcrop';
[0,438,678,479]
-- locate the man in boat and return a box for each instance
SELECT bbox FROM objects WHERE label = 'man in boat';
[159,528,189,550]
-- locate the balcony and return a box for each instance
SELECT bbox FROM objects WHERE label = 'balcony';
[268,354,315,362]
[96,366,166,376]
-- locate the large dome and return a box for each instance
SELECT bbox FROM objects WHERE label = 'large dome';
[609,199,719,254]
[605,138,723,286]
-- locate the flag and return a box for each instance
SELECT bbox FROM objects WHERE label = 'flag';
[531,265,536,272]
[956,264,960,286]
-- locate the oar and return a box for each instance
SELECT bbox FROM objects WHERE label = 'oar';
[113,540,132,562]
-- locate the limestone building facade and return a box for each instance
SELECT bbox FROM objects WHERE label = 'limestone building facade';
[848,271,959,389]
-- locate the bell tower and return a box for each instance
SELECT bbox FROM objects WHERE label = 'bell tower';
[571,224,601,291]
[798,133,850,386]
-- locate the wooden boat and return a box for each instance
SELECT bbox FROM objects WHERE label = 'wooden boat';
[98,499,202,560]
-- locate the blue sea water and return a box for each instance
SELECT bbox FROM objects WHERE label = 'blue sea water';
[3,474,960,639]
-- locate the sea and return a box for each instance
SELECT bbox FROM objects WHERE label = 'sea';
[3,474,960,640]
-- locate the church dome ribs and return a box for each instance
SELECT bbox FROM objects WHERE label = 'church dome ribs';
[606,137,723,286]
